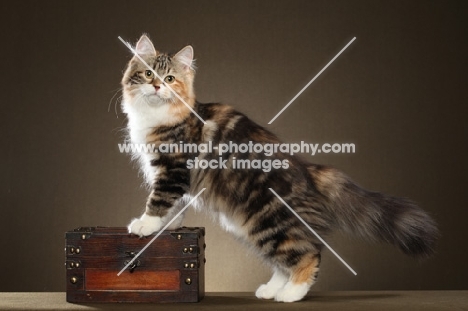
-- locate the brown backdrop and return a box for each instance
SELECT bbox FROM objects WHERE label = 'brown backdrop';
[1,0,467,292]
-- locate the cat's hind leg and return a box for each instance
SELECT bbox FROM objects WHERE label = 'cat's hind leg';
[274,253,320,303]
[255,268,289,300]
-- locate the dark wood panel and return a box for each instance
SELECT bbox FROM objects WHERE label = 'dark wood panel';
[85,270,180,291]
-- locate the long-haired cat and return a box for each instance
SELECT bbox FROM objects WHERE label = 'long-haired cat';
[121,35,438,302]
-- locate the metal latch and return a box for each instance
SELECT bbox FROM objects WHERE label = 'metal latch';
[124,251,140,273]
[123,259,141,273]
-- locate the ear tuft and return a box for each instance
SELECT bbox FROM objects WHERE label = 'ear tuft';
[135,35,156,55]
[174,46,195,71]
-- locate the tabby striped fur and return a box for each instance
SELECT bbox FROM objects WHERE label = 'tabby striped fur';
[121,35,439,302]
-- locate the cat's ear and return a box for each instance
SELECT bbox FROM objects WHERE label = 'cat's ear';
[174,46,194,71]
[135,35,156,55]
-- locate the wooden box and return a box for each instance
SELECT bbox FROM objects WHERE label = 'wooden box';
[65,227,205,303]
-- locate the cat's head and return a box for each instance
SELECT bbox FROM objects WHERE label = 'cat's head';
[121,35,196,121]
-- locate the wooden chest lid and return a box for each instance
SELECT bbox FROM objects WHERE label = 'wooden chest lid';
[65,226,205,259]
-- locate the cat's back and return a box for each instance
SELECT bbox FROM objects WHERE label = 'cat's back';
[195,102,279,144]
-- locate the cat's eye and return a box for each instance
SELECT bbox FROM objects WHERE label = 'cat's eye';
[164,75,175,84]
[145,70,154,79]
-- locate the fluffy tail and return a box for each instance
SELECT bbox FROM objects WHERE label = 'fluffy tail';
[309,165,439,258]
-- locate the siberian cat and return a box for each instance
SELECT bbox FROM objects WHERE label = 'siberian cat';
[121,35,438,302]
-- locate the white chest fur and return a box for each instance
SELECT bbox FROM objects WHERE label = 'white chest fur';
[123,98,176,184]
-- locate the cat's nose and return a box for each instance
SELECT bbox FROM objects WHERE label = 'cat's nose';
[154,85,160,91]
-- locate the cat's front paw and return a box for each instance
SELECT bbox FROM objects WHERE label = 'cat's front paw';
[128,214,163,237]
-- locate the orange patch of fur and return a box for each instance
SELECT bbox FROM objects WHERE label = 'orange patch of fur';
[168,101,192,123]
[166,82,194,125]
[291,253,320,285]
[308,166,345,200]
[277,239,297,252]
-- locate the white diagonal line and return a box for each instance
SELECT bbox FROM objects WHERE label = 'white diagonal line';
[268,188,357,275]
[118,36,207,124]
[117,188,206,276]
[268,37,356,124]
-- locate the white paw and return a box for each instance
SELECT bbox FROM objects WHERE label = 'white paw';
[256,269,289,300]
[274,281,310,303]
[256,283,282,299]
[128,214,163,237]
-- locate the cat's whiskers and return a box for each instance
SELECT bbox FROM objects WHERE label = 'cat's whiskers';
[108,87,124,118]
[114,94,124,116]
[168,96,177,105]
[143,95,156,109]
[135,93,150,107]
